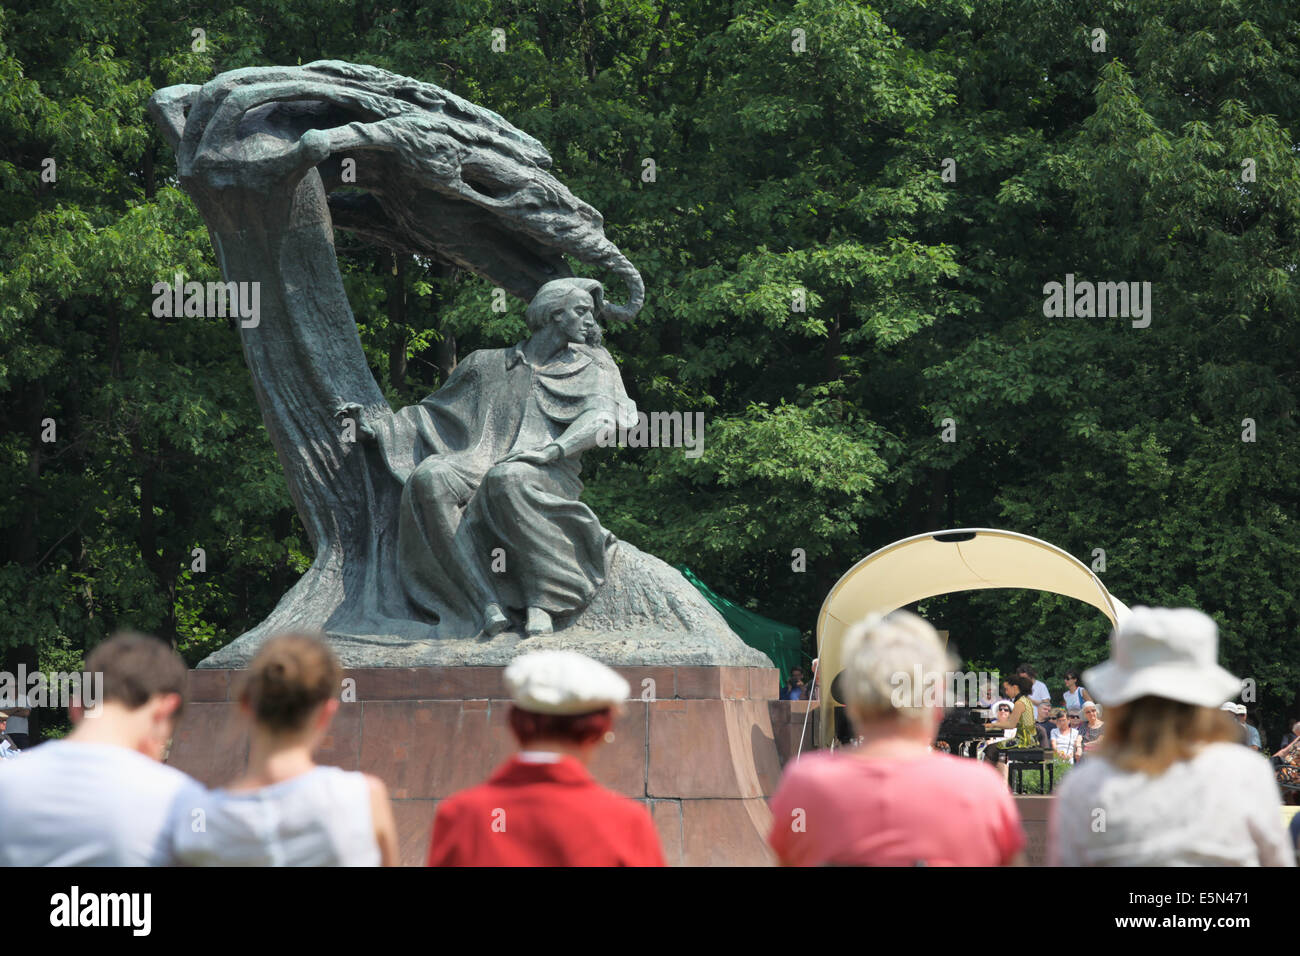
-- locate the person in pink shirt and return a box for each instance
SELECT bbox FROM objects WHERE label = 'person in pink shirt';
[768,611,1026,866]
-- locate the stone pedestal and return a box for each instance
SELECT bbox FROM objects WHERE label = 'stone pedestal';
[770,700,820,763]
[168,665,783,866]
[1014,795,1051,865]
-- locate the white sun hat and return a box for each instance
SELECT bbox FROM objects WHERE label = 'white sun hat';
[505,650,631,715]
[1083,606,1241,709]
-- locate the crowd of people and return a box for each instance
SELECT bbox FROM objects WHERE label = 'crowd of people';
[960,667,1102,779]
[966,655,1291,777]
[975,666,1105,766]
[0,632,662,866]
[772,607,1298,866]
[0,605,1296,867]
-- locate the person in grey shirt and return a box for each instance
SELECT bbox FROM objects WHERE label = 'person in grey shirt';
[0,632,201,866]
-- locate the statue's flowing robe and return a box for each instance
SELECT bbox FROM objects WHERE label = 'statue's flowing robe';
[368,342,637,628]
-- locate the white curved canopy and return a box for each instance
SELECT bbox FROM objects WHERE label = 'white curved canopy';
[815,528,1131,746]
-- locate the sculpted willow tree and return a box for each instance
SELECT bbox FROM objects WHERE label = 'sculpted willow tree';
[149,61,766,668]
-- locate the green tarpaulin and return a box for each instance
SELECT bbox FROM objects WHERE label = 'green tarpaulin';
[676,565,804,685]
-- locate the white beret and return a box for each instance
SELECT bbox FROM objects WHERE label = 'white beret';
[504,650,631,715]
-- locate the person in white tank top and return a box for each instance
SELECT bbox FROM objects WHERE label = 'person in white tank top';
[177,765,381,866]
[1061,669,1091,716]
[174,633,398,866]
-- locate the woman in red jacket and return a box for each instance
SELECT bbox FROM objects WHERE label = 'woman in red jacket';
[427,650,666,867]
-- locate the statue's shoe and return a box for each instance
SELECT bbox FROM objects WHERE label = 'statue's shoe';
[525,607,553,636]
[483,604,509,636]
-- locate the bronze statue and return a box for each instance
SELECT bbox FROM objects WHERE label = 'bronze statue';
[149,61,768,668]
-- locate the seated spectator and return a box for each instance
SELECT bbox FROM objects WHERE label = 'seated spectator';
[0,696,31,749]
[976,675,999,709]
[1079,701,1105,755]
[1017,664,1051,707]
[781,668,807,701]
[428,650,665,866]
[1280,720,1299,750]
[985,700,1016,754]
[1050,607,1293,867]
[1035,701,1054,746]
[1221,702,1261,750]
[1049,710,1082,764]
[1062,669,1092,717]
[0,712,20,760]
[768,611,1026,866]
[1240,706,1261,749]
[1273,730,1300,790]
[1220,702,1246,743]
[0,632,200,865]
[1248,711,1268,752]
[173,632,398,866]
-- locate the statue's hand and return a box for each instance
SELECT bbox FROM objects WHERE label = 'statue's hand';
[334,402,376,443]
[498,444,561,466]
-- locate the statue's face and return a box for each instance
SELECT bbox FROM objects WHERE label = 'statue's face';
[553,290,601,346]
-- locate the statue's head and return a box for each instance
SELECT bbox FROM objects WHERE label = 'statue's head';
[525,278,605,347]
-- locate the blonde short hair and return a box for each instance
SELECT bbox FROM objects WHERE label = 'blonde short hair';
[839,610,956,725]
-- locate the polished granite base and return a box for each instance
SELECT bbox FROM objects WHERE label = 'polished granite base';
[168,665,784,866]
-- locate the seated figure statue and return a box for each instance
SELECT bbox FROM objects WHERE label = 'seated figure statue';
[338,278,638,637]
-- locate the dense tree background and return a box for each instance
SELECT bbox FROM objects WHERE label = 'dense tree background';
[3,0,1298,738]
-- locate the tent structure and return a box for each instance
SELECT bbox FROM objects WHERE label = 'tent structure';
[677,566,804,684]
[815,528,1131,748]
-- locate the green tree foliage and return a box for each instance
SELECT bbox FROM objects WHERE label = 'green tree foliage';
[2,0,1297,732]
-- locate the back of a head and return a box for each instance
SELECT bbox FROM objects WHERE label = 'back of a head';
[240,633,341,734]
[839,610,956,725]
[85,631,188,715]
[1101,697,1239,774]
[503,649,629,747]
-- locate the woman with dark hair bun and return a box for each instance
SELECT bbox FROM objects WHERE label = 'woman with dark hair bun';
[983,673,1038,779]
[174,633,398,866]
